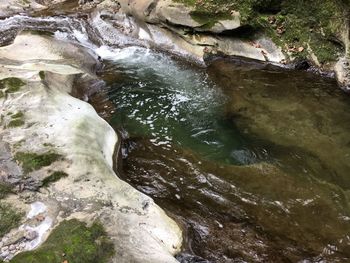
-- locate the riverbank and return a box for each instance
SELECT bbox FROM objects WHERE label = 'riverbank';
[0,31,182,262]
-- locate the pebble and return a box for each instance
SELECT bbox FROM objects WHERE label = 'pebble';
[9,244,15,251]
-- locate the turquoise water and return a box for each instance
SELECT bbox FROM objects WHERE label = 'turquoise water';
[105,47,264,165]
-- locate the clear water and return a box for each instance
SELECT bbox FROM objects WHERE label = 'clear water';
[98,46,350,262]
[106,47,266,165]
[10,12,349,262]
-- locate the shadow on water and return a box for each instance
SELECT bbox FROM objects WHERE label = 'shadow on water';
[95,48,350,262]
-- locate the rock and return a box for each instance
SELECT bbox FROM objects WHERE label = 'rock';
[294,59,311,70]
[24,230,38,241]
[118,0,241,34]
[2,230,25,246]
[0,31,182,262]
[156,1,202,28]
[9,244,15,251]
[0,250,9,258]
[335,57,350,90]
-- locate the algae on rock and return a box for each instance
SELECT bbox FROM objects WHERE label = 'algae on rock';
[10,219,115,263]
[14,152,62,174]
[41,171,68,187]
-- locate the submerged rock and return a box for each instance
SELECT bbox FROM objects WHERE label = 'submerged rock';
[208,58,350,189]
[121,136,350,262]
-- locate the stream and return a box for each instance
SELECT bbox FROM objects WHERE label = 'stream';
[2,12,350,263]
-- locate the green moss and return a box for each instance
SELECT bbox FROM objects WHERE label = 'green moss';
[11,112,24,119]
[176,0,348,64]
[190,10,232,29]
[15,152,62,173]
[11,219,115,263]
[39,71,45,80]
[42,171,68,187]
[0,183,12,199]
[7,111,25,128]
[0,203,23,238]
[260,0,346,63]
[8,119,25,128]
[43,142,54,147]
[0,90,4,98]
[0,78,26,93]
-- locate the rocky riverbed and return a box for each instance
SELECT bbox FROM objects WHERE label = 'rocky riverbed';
[0,0,350,262]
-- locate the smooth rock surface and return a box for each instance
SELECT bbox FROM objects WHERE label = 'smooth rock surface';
[0,32,182,262]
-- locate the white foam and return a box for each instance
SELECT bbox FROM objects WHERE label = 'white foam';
[23,202,53,250]
[27,202,46,219]
[25,217,53,250]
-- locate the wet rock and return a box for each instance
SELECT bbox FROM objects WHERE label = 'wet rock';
[176,253,210,263]
[294,59,311,70]
[335,57,350,90]
[24,230,37,241]
[208,58,350,189]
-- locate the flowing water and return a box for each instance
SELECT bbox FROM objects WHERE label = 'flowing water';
[2,12,350,263]
[99,49,350,263]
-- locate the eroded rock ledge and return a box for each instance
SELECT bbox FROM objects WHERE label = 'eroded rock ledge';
[0,32,182,262]
[94,0,349,89]
[2,0,349,88]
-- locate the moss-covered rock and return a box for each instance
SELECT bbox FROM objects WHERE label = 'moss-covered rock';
[15,152,62,173]
[175,0,349,64]
[10,219,115,263]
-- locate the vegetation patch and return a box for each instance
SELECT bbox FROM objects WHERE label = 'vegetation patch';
[0,203,23,238]
[8,119,25,128]
[7,111,25,128]
[175,0,348,64]
[11,219,115,263]
[15,152,62,173]
[42,171,68,187]
[0,78,26,93]
[0,183,13,199]
[11,112,24,119]
[39,71,45,80]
